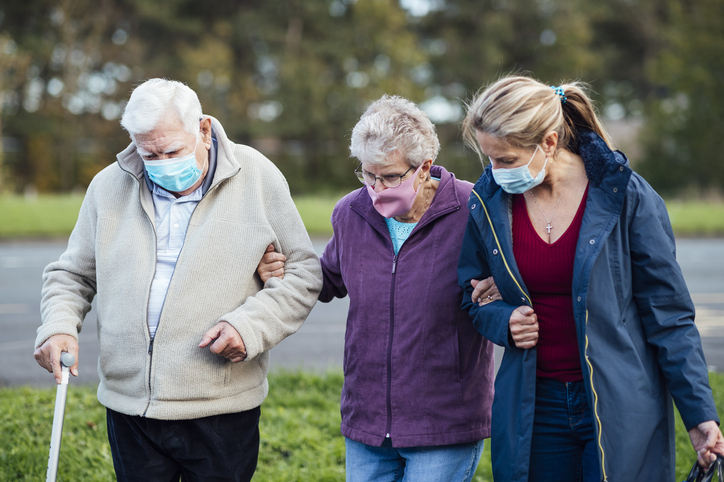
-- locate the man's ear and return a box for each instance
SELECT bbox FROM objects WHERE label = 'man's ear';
[200,117,213,148]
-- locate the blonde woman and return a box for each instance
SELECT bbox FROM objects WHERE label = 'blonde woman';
[457,76,723,481]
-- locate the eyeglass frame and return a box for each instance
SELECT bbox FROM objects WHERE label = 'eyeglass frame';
[354,164,416,189]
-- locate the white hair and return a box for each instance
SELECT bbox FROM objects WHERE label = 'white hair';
[350,95,440,167]
[120,78,203,139]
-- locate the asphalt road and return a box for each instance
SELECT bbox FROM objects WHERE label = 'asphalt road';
[1,237,723,387]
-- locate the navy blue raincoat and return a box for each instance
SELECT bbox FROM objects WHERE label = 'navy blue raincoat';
[457,130,719,481]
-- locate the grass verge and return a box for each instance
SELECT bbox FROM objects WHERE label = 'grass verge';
[1,370,721,481]
[0,195,86,239]
[665,201,724,237]
[2,194,724,239]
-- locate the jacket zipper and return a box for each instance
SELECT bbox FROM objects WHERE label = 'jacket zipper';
[474,189,608,479]
[472,190,531,305]
[117,142,241,417]
[385,253,398,438]
[140,189,158,417]
[584,310,607,481]
[140,175,238,416]
[352,189,456,440]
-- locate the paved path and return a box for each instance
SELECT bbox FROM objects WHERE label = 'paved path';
[1,238,723,387]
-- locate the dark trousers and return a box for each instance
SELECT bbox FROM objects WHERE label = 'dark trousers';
[106,406,260,482]
[529,378,599,482]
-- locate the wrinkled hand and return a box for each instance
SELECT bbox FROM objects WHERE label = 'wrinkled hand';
[199,321,247,363]
[33,334,79,384]
[689,420,724,470]
[471,277,502,306]
[257,244,286,283]
[509,306,538,349]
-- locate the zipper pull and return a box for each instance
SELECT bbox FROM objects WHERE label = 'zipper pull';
[148,338,154,355]
[392,255,398,274]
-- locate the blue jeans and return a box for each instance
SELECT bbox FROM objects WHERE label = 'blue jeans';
[345,437,484,482]
[529,377,599,482]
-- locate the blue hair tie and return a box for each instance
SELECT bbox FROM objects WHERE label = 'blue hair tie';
[551,85,567,104]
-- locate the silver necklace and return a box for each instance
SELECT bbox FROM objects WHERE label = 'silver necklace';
[528,158,573,243]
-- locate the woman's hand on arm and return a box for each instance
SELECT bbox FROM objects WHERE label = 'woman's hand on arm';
[470,277,502,306]
[689,421,724,469]
[257,244,287,283]
[509,306,538,349]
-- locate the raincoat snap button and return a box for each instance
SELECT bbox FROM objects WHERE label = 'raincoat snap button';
[577,296,582,302]
[471,203,476,209]
[619,166,624,171]
[589,239,595,245]
[492,249,499,255]
[613,187,618,193]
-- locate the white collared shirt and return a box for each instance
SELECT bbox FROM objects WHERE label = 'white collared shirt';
[147,183,203,338]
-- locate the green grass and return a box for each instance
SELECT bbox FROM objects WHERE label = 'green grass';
[292,194,338,236]
[1,370,720,481]
[0,195,86,239]
[0,194,339,239]
[1,194,723,238]
[666,201,724,237]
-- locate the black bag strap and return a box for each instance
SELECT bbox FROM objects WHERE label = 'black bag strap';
[686,455,724,482]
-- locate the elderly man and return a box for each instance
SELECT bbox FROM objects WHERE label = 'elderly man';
[33,78,322,481]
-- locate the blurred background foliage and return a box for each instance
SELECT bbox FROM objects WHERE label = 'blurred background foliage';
[0,0,721,196]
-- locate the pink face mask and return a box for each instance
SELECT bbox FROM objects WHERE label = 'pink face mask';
[367,164,423,218]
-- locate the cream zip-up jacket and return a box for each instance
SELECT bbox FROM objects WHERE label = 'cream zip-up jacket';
[36,117,322,420]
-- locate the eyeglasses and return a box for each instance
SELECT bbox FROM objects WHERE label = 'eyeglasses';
[354,165,415,188]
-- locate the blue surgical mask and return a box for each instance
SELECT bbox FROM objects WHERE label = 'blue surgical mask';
[142,133,203,193]
[491,145,548,194]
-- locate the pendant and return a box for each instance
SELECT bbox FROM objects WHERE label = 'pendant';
[546,222,552,234]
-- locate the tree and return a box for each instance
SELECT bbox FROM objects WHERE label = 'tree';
[2,0,720,196]
[0,0,431,193]
[637,0,724,195]
[411,0,628,181]
[0,32,32,193]
[0,0,143,191]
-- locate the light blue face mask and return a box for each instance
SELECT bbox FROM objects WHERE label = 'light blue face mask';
[142,133,203,193]
[491,145,548,194]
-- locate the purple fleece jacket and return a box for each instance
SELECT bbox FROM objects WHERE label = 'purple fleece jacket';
[320,165,495,448]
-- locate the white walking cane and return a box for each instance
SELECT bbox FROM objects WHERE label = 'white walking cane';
[46,352,75,482]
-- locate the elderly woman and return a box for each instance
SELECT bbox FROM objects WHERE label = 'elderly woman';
[259,95,495,481]
[457,75,724,482]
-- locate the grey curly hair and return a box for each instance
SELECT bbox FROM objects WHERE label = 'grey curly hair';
[350,95,440,167]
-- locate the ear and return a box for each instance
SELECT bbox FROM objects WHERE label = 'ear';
[420,159,433,178]
[540,131,558,158]
[199,117,213,149]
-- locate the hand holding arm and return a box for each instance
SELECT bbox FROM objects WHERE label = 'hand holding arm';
[689,421,724,469]
[470,277,502,306]
[509,306,539,349]
[219,162,321,361]
[33,334,80,384]
[257,244,287,283]
[458,213,519,347]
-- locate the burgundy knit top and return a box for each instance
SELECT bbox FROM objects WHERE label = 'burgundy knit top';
[512,186,589,382]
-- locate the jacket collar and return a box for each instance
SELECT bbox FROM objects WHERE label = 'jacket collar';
[350,164,463,236]
[473,129,630,202]
[116,115,241,192]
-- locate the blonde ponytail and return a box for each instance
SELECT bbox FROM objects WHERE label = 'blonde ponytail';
[463,76,614,163]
